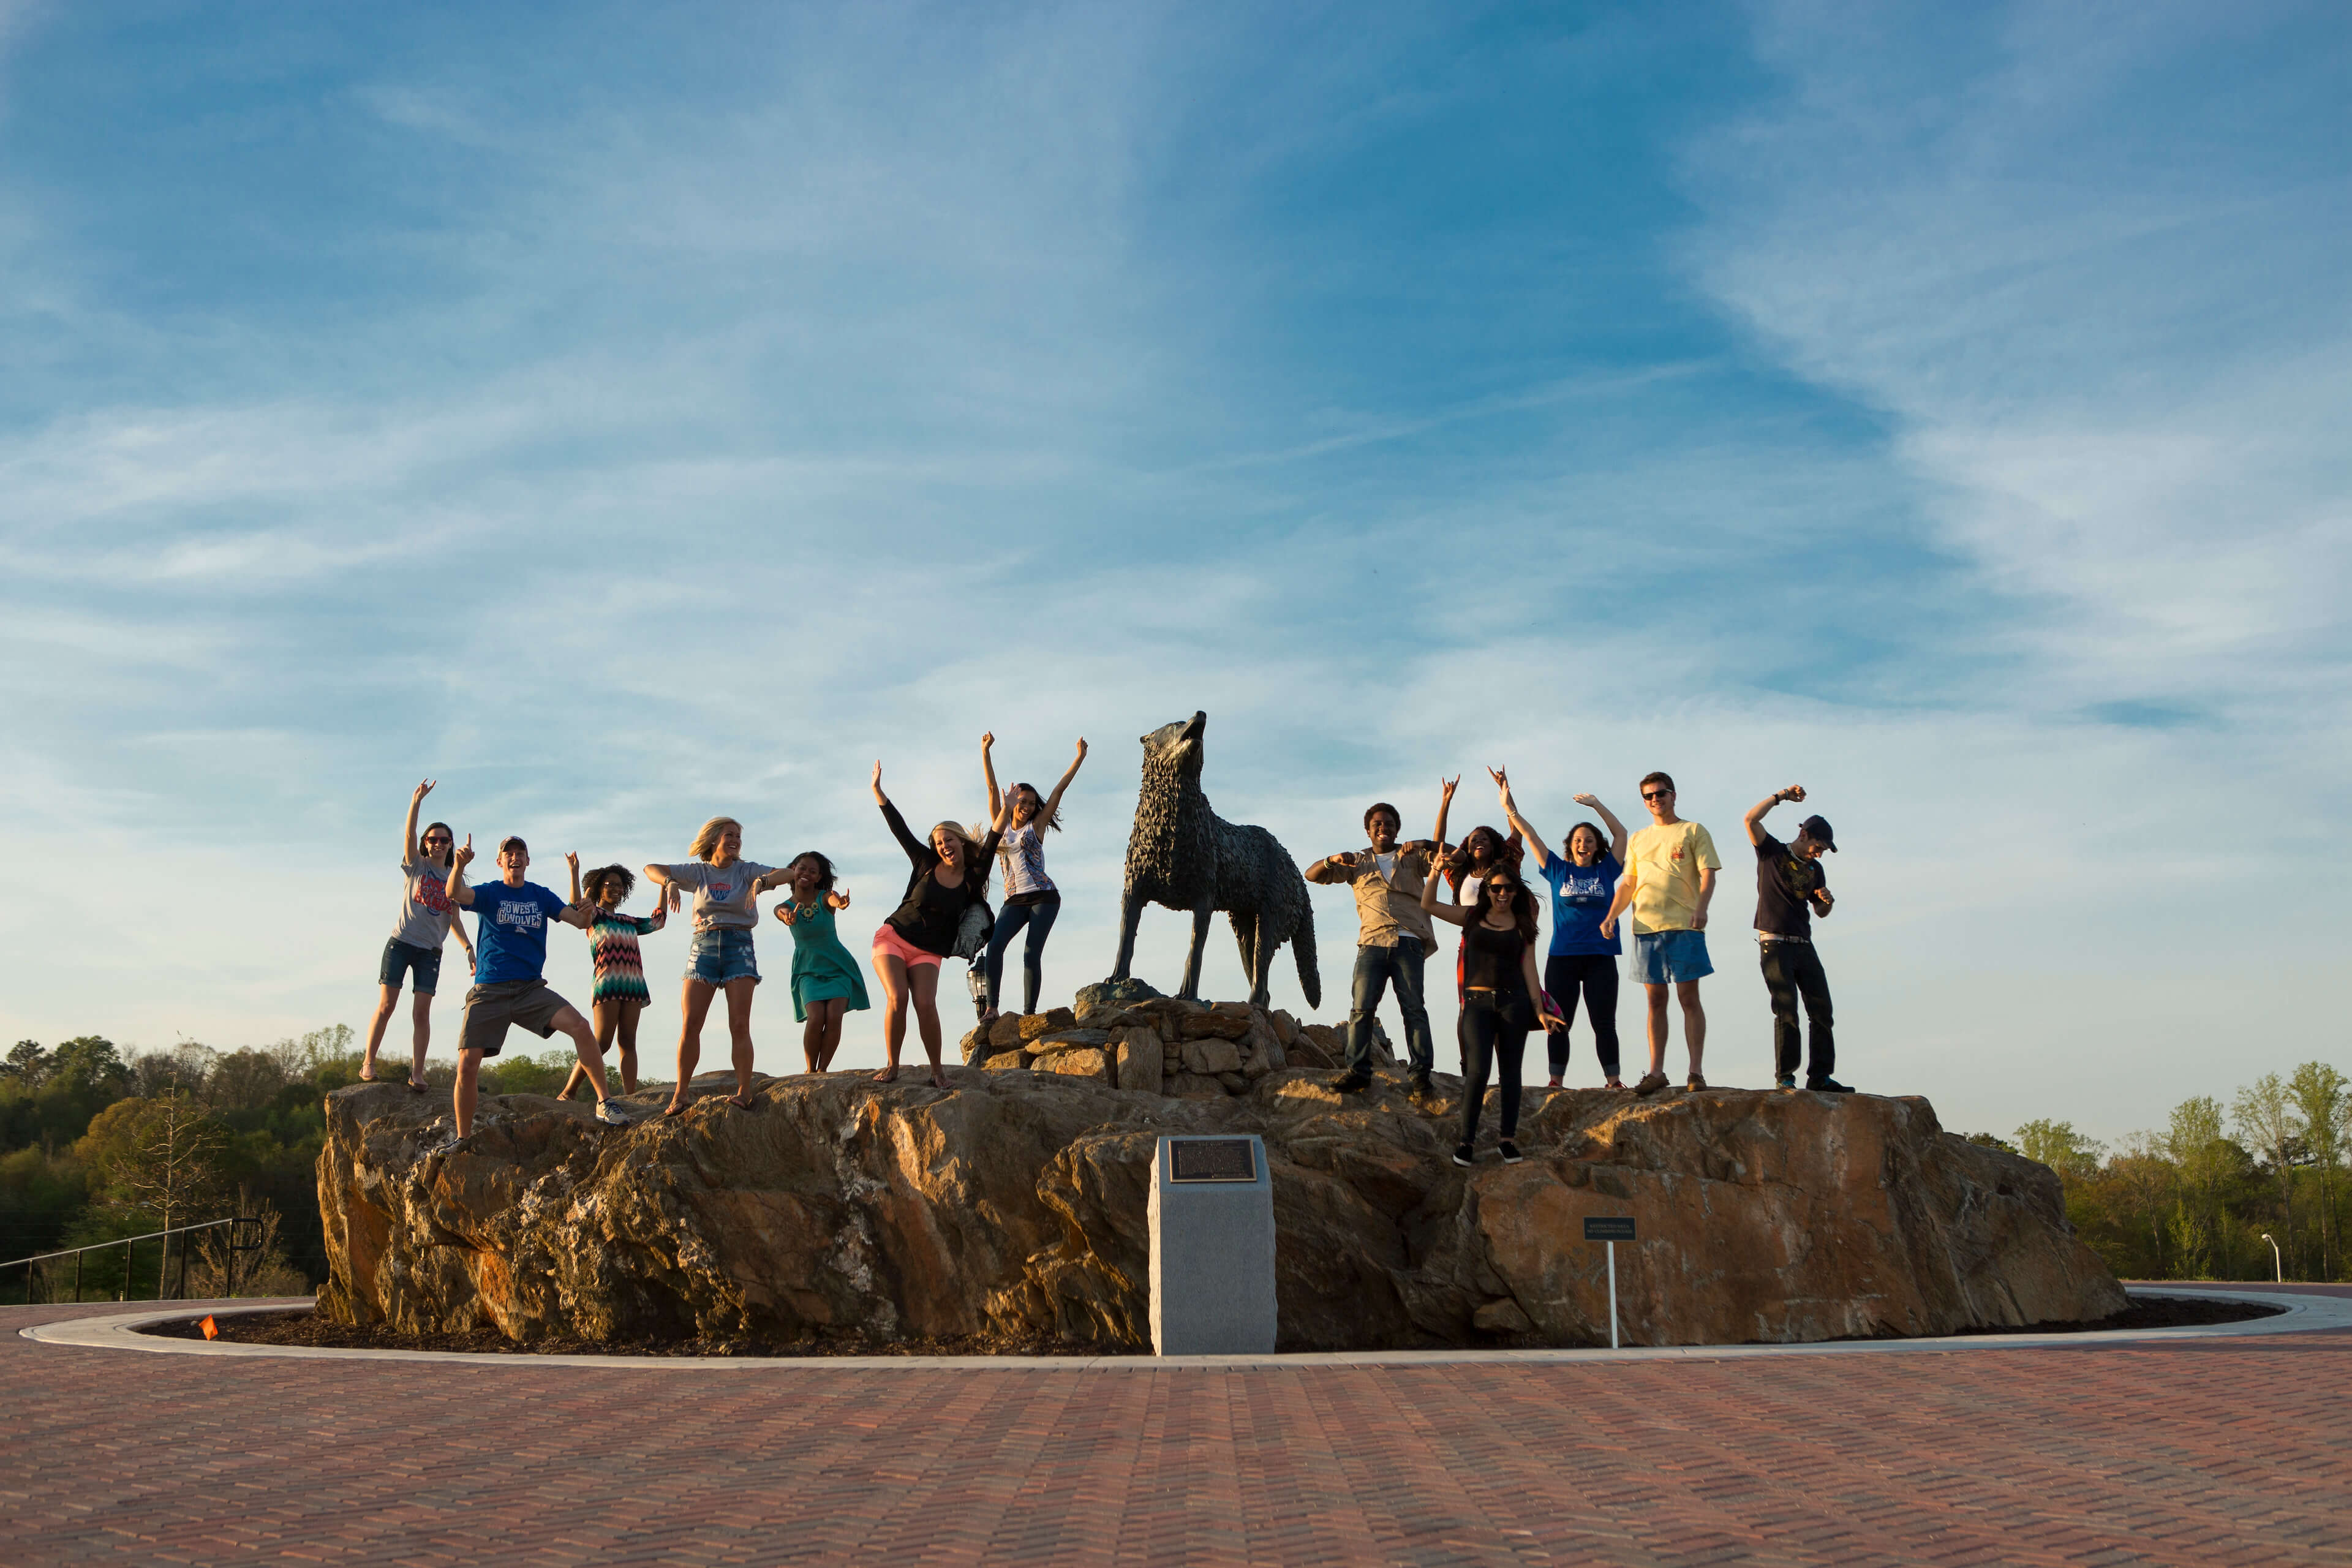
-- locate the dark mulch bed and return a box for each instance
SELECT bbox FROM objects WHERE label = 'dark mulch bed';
[138,1293,2287,1358]
[138,1308,1121,1358]
[1951,1294,2285,1336]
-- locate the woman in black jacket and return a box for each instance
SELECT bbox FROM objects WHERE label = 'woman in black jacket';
[1422,816,1564,1167]
[870,760,1005,1087]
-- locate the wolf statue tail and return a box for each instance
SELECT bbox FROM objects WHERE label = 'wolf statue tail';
[1292,902,1321,1011]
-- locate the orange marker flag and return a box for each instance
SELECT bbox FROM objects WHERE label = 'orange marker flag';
[199,1315,219,1341]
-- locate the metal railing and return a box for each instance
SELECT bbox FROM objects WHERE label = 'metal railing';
[3,1216,265,1305]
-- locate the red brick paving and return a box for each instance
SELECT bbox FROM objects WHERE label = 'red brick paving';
[6,1292,2351,1565]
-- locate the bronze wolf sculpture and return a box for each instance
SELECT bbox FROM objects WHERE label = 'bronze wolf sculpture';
[1108,711,1321,1008]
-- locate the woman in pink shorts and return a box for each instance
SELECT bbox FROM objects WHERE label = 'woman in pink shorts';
[869,760,1003,1088]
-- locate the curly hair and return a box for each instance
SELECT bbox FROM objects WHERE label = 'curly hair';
[581,864,635,903]
[785,851,837,891]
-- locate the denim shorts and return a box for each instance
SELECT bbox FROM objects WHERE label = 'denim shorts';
[379,937,443,997]
[686,927,760,986]
[1630,929,1713,984]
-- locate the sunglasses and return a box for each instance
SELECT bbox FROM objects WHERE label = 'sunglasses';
[1642,790,1674,802]
[1485,881,1515,897]
[421,835,452,845]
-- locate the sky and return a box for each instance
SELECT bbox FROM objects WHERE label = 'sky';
[1,0,2345,1146]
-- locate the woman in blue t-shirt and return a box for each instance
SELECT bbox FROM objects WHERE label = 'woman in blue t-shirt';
[1494,769,1629,1088]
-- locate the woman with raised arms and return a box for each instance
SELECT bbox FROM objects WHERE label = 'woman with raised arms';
[644,817,799,1115]
[978,731,1088,1021]
[363,779,476,1089]
[1421,789,1564,1168]
[771,851,867,1072]
[1494,768,1629,1089]
[871,760,1005,1088]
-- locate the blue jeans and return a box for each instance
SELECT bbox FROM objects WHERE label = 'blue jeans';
[686,927,760,985]
[986,894,1061,1016]
[1346,940,1433,1076]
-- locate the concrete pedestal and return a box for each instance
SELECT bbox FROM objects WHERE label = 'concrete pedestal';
[1149,1134,1276,1355]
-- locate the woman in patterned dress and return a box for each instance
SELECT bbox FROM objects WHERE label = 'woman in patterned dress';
[557,862,671,1099]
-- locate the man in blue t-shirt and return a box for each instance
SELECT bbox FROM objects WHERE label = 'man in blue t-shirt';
[1496,770,1630,1088]
[443,834,631,1142]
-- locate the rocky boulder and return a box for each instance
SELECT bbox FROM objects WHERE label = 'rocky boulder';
[317,1061,2126,1351]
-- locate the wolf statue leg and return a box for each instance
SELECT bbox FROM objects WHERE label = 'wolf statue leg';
[1245,914,1275,1008]
[1179,905,1213,1000]
[1110,887,1145,983]
[1231,914,1258,1000]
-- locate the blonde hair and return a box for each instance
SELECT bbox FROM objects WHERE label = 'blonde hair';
[690,815,744,862]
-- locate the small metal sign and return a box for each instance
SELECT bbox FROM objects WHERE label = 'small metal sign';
[1168,1137,1259,1183]
[1583,1216,1637,1242]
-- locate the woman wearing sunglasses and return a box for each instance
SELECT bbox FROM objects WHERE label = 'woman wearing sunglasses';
[1420,805,1565,1167]
[362,778,476,1089]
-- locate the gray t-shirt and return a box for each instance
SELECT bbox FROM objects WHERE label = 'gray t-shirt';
[391,859,461,949]
[657,860,775,932]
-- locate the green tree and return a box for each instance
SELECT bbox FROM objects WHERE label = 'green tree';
[2231,1074,2299,1272]
[2288,1062,2346,1279]
[2016,1119,2106,1182]
[2,1041,50,1088]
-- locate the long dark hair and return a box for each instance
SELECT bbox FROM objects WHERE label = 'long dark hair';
[418,820,456,865]
[1447,824,1524,892]
[786,851,838,891]
[1007,782,1062,832]
[1471,863,1540,944]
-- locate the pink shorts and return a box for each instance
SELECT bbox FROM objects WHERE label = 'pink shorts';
[870,924,944,970]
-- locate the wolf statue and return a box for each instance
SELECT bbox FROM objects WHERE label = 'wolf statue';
[1108,711,1321,1009]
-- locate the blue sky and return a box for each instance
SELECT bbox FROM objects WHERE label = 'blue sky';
[2,1,2345,1144]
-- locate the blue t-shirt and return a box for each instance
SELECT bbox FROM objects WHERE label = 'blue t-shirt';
[1540,854,1623,957]
[467,880,571,985]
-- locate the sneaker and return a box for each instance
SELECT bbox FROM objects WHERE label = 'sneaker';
[1775,1074,1796,1090]
[1452,1144,1477,1167]
[595,1099,634,1126]
[1686,1074,1709,1092]
[1406,1071,1433,1098]
[1330,1071,1373,1095]
[1633,1071,1670,1097]
[1498,1140,1524,1164]
[1805,1077,1855,1095]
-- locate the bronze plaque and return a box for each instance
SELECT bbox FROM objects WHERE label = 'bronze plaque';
[1169,1138,1258,1183]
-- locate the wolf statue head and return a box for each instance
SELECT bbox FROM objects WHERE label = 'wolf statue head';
[1138,710,1208,782]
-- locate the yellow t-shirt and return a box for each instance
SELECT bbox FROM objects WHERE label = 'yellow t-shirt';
[1624,821,1722,934]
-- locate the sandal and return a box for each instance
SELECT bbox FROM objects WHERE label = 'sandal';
[726,1093,758,1110]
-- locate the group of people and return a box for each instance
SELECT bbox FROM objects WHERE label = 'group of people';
[1307,769,1844,1168]
[362,747,1845,1163]
[361,736,1090,1143]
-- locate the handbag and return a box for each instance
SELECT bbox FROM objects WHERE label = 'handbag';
[951,899,995,963]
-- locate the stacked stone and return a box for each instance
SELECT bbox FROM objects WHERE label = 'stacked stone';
[956,996,1395,1098]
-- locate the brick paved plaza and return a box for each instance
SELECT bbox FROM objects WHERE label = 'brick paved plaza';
[7,1289,2351,1566]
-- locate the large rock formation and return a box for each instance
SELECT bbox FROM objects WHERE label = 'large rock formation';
[318,1003,2125,1351]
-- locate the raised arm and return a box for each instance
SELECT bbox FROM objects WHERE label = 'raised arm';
[566,851,582,906]
[1419,850,1473,927]
[401,779,434,862]
[1305,850,1359,884]
[980,733,1001,826]
[1491,767,1549,872]
[1036,737,1088,826]
[445,835,478,908]
[1431,775,1459,856]
[1745,784,1804,846]
[873,762,931,866]
[1574,793,1630,861]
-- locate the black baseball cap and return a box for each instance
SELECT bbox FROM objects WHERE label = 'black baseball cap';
[1797,815,1837,852]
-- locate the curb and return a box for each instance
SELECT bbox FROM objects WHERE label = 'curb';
[19,1285,2351,1371]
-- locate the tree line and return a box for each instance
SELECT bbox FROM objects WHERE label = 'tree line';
[6,1027,2343,1299]
[1969,1061,2348,1283]
[0,1025,586,1303]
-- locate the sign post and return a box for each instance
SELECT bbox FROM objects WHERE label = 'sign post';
[1582,1216,1637,1349]
[1150,1135,1276,1355]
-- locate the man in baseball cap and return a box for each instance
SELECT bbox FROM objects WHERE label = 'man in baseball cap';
[1741,785,1848,1093]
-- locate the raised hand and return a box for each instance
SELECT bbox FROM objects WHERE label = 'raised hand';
[833,887,851,909]
[1488,765,1512,801]
[870,760,886,802]
[1572,792,1600,809]
[565,850,580,873]
[453,834,475,870]
[1779,785,1807,804]
[413,778,437,802]
[981,732,995,751]
[1074,737,1088,760]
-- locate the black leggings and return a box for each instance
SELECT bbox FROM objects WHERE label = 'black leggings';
[1460,987,1532,1147]
[1542,953,1621,1079]
[986,893,1061,1016]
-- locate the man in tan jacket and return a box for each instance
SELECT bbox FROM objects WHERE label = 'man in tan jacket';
[1305,783,1454,1096]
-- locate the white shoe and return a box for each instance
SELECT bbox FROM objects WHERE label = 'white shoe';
[595,1100,633,1126]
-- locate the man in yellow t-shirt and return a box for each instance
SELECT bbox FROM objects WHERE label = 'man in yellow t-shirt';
[1600,771,1720,1097]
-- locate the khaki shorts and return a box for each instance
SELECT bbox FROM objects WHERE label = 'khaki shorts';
[459,979,572,1057]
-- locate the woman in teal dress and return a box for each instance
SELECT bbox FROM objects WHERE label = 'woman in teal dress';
[772,851,869,1071]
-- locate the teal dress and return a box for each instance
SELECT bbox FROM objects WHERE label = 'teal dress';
[786,900,870,1020]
